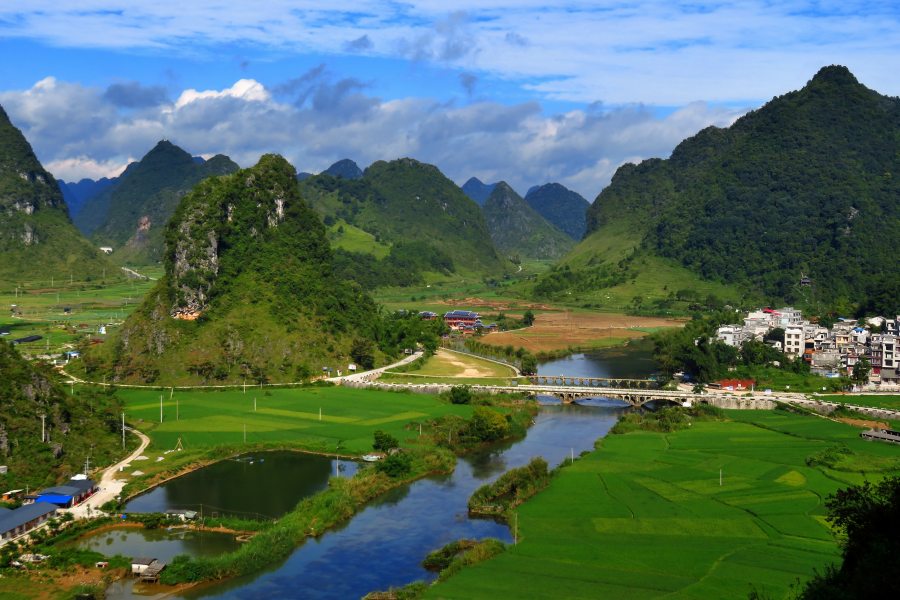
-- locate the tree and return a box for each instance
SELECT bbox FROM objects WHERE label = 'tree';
[448,385,472,405]
[375,452,412,477]
[852,356,871,383]
[350,337,376,370]
[522,310,535,326]
[520,353,538,375]
[470,407,509,442]
[764,327,785,345]
[373,429,398,451]
[796,477,900,599]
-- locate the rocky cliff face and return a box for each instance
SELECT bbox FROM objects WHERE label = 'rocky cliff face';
[0,103,118,283]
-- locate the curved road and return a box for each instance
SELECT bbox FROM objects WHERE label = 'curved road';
[67,427,150,518]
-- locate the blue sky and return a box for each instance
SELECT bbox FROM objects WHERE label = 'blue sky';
[0,1,897,198]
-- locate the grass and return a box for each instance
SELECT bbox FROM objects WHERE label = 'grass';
[326,220,391,259]
[385,351,516,378]
[0,275,158,357]
[423,409,900,600]
[119,386,480,455]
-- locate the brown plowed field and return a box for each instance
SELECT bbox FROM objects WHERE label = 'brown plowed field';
[480,312,685,352]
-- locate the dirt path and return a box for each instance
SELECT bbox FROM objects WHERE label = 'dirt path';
[67,428,150,518]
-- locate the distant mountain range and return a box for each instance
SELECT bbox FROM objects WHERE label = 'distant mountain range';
[525,183,590,240]
[461,177,498,206]
[0,104,117,284]
[58,177,116,219]
[76,141,239,265]
[482,182,575,260]
[323,158,364,179]
[300,158,504,274]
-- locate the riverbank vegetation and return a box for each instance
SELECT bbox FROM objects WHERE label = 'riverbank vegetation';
[609,403,725,434]
[421,407,900,599]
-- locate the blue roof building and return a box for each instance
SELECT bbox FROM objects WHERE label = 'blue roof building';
[0,503,58,541]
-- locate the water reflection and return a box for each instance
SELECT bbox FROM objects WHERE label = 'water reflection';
[537,344,657,380]
[75,526,239,564]
[125,452,358,519]
[177,405,624,600]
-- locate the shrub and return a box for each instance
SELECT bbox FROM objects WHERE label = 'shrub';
[375,452,413,478]
[449,385,472,405]
[373,430,399,451]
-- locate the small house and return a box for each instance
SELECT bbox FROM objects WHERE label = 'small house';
[165,509,198,521]
[132,558,157,575]
[99,247,113,254]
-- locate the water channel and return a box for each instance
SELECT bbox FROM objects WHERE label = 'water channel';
[107,352,654,599]
[536,341,658,380]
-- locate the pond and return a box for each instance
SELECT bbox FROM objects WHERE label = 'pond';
[74,526,240,564]
[125,451,359,520]
[166,404,627,600]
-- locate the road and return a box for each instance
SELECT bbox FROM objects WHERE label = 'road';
[67,427,150,518]
[332,350,424,383]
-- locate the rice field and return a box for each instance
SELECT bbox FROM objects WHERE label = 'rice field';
[424,410,900,599]
[119,386,477,455]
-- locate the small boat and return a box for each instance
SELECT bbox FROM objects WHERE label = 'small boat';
[361,453,386,462]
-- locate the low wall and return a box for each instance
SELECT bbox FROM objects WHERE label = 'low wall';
[703,397,776,410]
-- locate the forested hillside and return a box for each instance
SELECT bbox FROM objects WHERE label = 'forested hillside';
[525,183,590,240]
[0,340,126,492]
[0,104,118,285]
[82,155,388,385]
[83,141,239,265]
[299,158,505,274]
[482,182,575,260]
[58,177,116,219]
[571,65,900,310]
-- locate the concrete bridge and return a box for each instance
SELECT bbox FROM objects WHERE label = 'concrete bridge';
[528,376,658,389]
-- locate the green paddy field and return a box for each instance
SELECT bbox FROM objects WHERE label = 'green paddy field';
[425,409,900,599]
[120,386,476,455]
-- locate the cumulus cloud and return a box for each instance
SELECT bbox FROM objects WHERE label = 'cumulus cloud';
[1,77,748,199]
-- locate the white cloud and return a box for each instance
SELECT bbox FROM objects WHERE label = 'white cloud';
[45,156,133,182]
[1,77,747,199]
[1,2,899,104]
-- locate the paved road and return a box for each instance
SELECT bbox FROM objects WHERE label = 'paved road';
[332,350,424,384]
[67,427,150,518]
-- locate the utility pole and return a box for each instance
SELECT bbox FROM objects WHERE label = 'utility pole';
[41,415,46,442]
[84,457,91,476]
[571,447,574,464]
[243,424,246,443]
[254,398,257,411]
[160,395,163,423]
[335,454,339,477]
[122,413,125,450]
[515,513,518,545]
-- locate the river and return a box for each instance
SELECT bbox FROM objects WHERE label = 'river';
[133,405,623,600]
[537,342,658,380]
[108,352,643,599]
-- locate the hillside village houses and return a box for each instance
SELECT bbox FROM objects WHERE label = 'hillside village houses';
[714,307,899,389]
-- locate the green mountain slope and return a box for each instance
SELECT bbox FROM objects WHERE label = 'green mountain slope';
[0,339,127,491]
[84,141,239,265]
[0,104,118,285]
[525,183,590,240]
[323,158,363,179]
[299,158,505,274]
[482,182,575,260]
[83,154,384,385]
[566,65,900,307]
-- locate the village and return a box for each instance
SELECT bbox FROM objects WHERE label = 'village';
[715,307,899,389]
